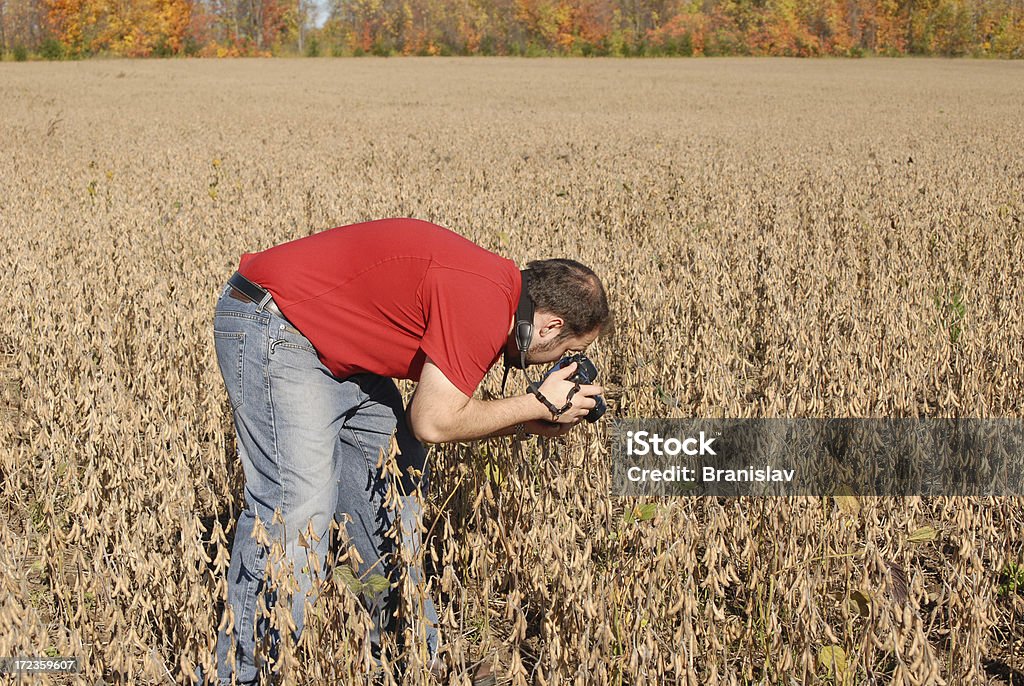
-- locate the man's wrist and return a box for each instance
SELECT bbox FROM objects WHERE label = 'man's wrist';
[517,390,551,422]
[526,382,578,421]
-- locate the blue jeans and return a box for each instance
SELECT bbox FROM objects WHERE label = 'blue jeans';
[199,283,439,684]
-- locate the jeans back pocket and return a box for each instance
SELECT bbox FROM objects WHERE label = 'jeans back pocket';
[214,330,246,410]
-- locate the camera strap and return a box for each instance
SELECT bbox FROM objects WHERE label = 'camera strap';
[527,381,580,419]
[500,269,534,395]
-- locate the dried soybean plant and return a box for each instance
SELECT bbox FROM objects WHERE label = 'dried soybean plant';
[0,58,1021,685]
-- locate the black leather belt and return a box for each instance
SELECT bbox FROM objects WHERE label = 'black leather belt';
[227,272,289,321]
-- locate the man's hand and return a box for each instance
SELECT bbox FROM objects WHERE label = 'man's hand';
[534,361,604,424]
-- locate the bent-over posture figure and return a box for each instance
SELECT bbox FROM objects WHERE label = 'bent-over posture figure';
[201,218,610,684]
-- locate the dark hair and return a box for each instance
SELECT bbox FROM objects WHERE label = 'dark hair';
[524,259,612,338]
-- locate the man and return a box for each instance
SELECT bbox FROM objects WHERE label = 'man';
[203,217,609,684]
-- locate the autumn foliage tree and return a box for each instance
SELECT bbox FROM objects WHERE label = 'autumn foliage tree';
[46,0,190,54]
[2,0,1022,57]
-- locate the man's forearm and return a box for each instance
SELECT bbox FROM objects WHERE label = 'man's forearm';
[414,394,546,443]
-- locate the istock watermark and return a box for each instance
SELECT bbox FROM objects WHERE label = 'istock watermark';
[625,430,718,456]
[611,419,1024,497]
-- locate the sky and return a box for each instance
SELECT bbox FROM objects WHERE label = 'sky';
[312,0,331,28]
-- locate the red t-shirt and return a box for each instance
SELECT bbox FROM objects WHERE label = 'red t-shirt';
[237,218,520,397]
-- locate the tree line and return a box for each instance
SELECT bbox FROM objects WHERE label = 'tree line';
[1,0,1022,58]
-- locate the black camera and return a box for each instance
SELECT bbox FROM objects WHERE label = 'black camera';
[539,353,607,422]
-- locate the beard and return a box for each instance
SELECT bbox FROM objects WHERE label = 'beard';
[524,336,562,366]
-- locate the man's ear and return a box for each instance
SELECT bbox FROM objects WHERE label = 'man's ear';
[535,312,565,340]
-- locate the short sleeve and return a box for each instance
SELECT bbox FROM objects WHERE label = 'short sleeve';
[419,267,514,397]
